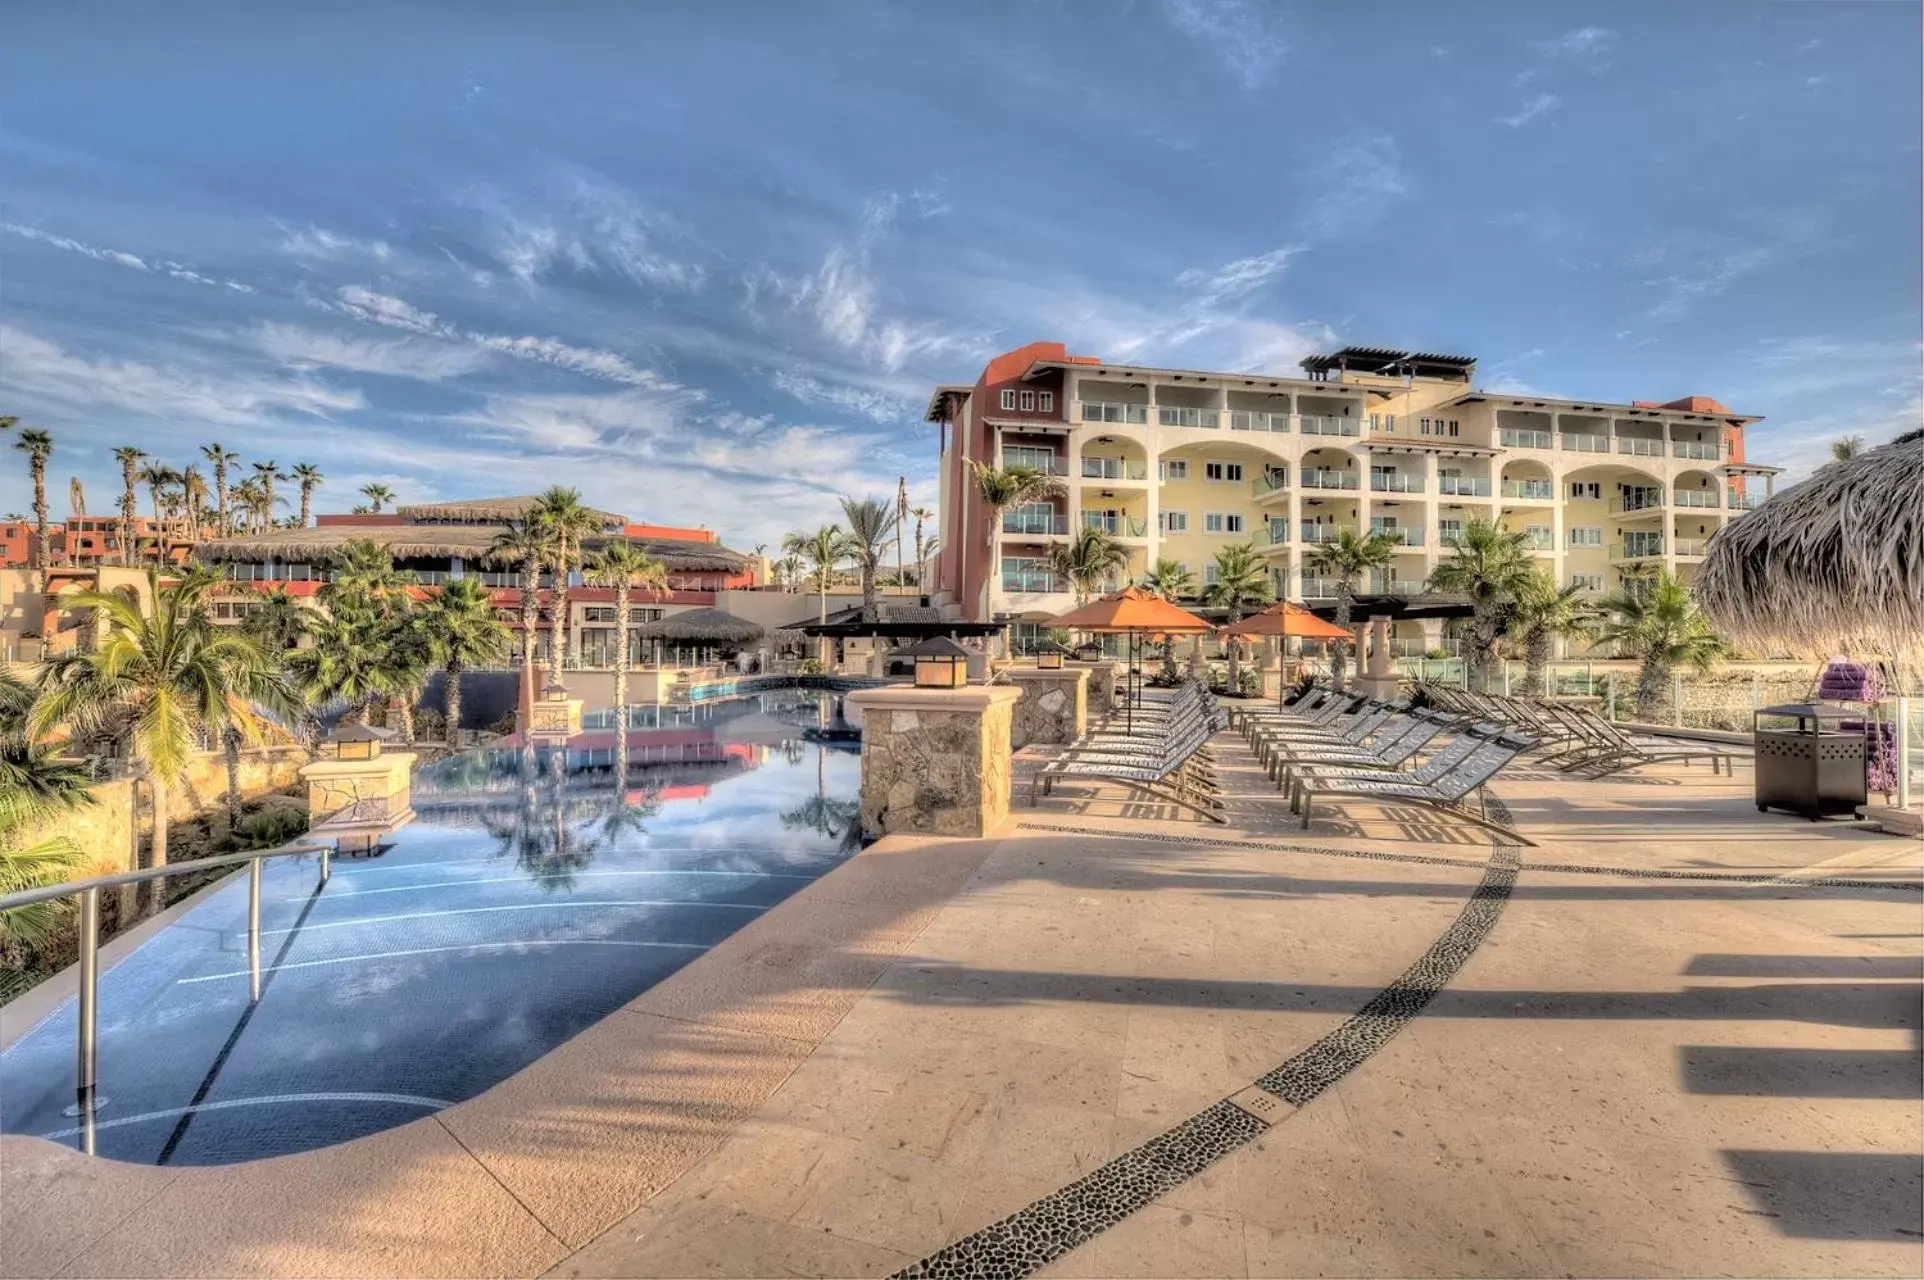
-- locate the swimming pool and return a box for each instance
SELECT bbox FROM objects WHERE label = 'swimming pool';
[0,691,861,1166]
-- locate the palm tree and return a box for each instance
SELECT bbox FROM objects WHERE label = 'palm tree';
[139,463,177,545]
[783,524,853,665]
[1307,528,1396,689]
[201,443,239,537]
[13,428,53,595]
[970,462,1059,615]
[1426,519,1536,692]
[0,667,95,942]
[1593,569,1729,721]
[1140,556,1197,674]
[68,476,85,520]
[1507,574,1598,696]
[229,477,261,534]
[1205,542,1274,694]
[303,542,422,731]
[774,553,805,591]
[251,462,285,533]
[532,487,603,688]
[179,466,208,539]
[291,464,324,528]
[239,586,309,652]
[360,482,395,514]
[115,447,147,565]
[838,495,898,622]
[419,578,511,746]
[488,516,556,719]
[1831,434,1865,462]
[894,477,909,597]
[910,505,935,586]
[0,416,13,434]
[1047,525,1129,606]
[32,569,295,876]
[586,540,668,758]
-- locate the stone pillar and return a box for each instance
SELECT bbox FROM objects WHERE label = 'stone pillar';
[1004,665,1090,748]
[1070,660,1119,715]
[529,680,584,743]
[299,751,418,827]
[843,685,1021,839]
[1357,614,1398,699]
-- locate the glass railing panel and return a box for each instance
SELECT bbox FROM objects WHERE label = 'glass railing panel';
[1228,410,1290,432]
[1500,428,1552,448]
[1156,406,1220,429]
[1499,480,1554,499]
[1301,469,1360,490]
[1561,433,1609,453]
[1298,415,1361,437]
[1617,437,1664,457]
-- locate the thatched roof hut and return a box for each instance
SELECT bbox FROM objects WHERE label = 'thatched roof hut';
[195,523,751,575]
[634,608,765,645]
[397,496,627,527]
[1697,428,1924,662]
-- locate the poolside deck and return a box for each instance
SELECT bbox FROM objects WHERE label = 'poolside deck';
[4,729,1919,1277]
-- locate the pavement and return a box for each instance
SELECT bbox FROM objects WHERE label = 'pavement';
[3,729,1919,1278]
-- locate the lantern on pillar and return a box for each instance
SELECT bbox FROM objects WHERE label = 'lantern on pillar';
[319,724,391,762]
[1073,639,1104,663]
[907,636,971,688]
[1035,639,1071,670]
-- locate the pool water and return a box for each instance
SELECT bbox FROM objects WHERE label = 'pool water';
[0,691,861,1165]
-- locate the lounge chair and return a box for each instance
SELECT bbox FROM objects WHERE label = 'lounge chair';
[1290,731,1539,845]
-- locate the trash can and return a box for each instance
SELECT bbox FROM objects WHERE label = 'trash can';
[1753,703,1867,819]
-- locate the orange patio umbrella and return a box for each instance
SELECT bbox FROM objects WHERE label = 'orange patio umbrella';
[1221,600,1352,641]
[1051,587,1214,726]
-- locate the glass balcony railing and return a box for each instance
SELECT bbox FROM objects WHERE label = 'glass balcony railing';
[1080,457,1148,481]
[1673,490,1721,508]
[1300,524,1344,544]
[1371,527,1424,546]
[1301,468,1360,490]
[1228,410,1290,433]
[1520,530,1554,550]
[1001,454,1069,476]
[1727,491,1758,510]
[1435,476,1492,497]
[1609,493,1667,514]
[1298,415,1361,437]
[1672,441,1723,460]
[1298,577,1345,598]
[1001,567,1068,593]
[1082,514,1149,537]
[1560,433,1610,454]
[1674,538,1710,557]
[1370,473,1424,493]
[1079,400,1148,425]
[1002,512,1069,536]
[1612,538,1665,560]
[1252,471,1291,497]
[1261,524,1291,547]
[1500,479,1554,499]
[1368,577,1429,596]
[1157,406,1219,429]
[1500,427,1552,449]
[1617,437,1665,457]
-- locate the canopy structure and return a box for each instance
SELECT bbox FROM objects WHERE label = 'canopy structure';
[1222,601,1354,641]
[1697,428,1924,664]
[1049,586,1214,635]
[633,608,765,646]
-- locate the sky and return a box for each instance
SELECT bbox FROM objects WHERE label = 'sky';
[1,1,1918,550]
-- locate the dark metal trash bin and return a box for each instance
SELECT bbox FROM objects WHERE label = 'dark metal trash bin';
[1753,703,1866,819]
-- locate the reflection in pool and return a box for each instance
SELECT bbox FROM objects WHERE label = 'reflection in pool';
[0,691,860,1165]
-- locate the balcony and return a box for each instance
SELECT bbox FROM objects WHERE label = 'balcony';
[1301,468,1360,491]
[1727,491,1758,510]
[1079,400,1148,425]
[1611,537,1665,561]
[1609,493,1667,515]
[1251,471,1290,499]
[1368,577,1429,595]
[1228,410,1290,433]
[1300,524,1345,544]
[1298,415,1360,437]
[1157,406,1219,429]
[1003,512,1069,536]
[1500,479,1554,500]
[1560,433,1610,454]
[1672,441,1723,461]
[1370,472,1425,494]
[1298,577,1345,598]
[1080,457,1149,482]
[1371,527,1424,547]
[1001,567,1068,593]
[1261,523,1291,548]
[1001,454,1069,476]
[1673,490,1721,509]
[1082,513,1149,538]
[1616,437,1665,458]
[1674,538,1710,558]
[1519,530,1554,550]
[1435,476,1492,497]
[1500,427,1552,449]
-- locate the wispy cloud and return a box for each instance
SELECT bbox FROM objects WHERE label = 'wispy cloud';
[476,174,706,292]
[280,224,393,263]
[1636,214,1829,321]
[1159,0,1289,91]
[2,223,255,292]
[1298,136,1412,239]
[771,370,914,424]
[1174,247,1301,307]
[1496,93,1561,128]
[1532,26,1617,60]
[252,323,492,381]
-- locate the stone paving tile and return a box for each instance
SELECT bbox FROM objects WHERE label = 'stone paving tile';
[550,1197,910,1279]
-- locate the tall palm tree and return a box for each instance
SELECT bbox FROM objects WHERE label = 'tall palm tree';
[1307,528,1396,689]
[419,578,511,746]
[32,568,295,875]
[139,463,177,546]
[1593,569,1729,721]
[238,586,308,652]
[13,428,53,595]
[774,553,805,591]
[1830,434,1865,462]
[179,466,208,539]
[0,416,14,434]
[1205,542,1274,694]
[894,477,909,598]
[229,477,261,534]
[1507,574,1598,696]
[1047,525,1129,606]
[488,516,557,717]
[1140,557,1198,673]
[251,462,285,531]
[360,482,395,514]
[910,505,935,586]
[970,462,1058,614]
[115,447,147,565]
[68,476,85,520]
[290,463,324,528]
[201,443,239,537]
[838,495,898,622]
[1426,519,1535,692]
[0,667,95,942]
[586,540,669,759]
[783,524,853,665]
[532,487,603,688]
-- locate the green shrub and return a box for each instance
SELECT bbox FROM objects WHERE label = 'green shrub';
[234,806,309,850]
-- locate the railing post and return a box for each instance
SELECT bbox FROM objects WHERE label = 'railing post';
[73,885,101,1140]
[1605,674,1616,721]
[247,857,263,1002]
[318,841,331,885]
[1672,673,1686,728]
[1896,697,1914,812]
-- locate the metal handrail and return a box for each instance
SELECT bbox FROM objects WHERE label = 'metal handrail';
[0,838,332,1147]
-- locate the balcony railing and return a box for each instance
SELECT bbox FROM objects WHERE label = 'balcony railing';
[1500,427,1552,449]
[1252,471,1291,497]
[1079,400,1148,425]
[1435,476,1492,497]
[1082,514,1148,538]
[1673,490,1721,508]
[1298,577,1349,598]
[1261,524,1291,547]
[1298,415,1360,437]
[1301,468,1360,491]
[1370,473,1424,493]
[1616,437,1664,457]
[1520,530,1554,550]
[1300,524,1344,544]
[1002,454,1069,476]
[1500,479,1554,499]
[1368,577,1429,595]
[1003,512,1069,536]
[1157,406,1219,429]
[1612,538,1665,561]
[1674,538,1710,558]
[1727,491,1758,510]
[1001,567,1068,593]
[1228,410,1290,433]
[1081,457,1148,481]
[1560,433,1610,454]
[1672,441,1723,461]
[1371,527,1423,546]
[1609,493,1667,515]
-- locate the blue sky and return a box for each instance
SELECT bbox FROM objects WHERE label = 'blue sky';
[2,1,1917,549]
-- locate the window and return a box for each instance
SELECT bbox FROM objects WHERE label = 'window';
[582,606,617,623]
[1159,459,1188,481]
[1204,564,1221,586]
[1160,510,1189,534]
[1004,445,1056,471]
[1203,461,1243,483]
[1204,512,1244,534]
[631,607,664,623]
[1419,418,1461,438]
[1018,390,1036,411]
[1000,389,1016,410]
[1568,482,1601,500]
[1038,391,1054,413]
[1571,572,1605,592]
[1567,527,1603,548]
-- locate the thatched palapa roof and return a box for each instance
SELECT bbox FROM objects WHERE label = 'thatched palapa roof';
[634,608,764,644]
[396,496,627,526]
[195,523,751,574]
[1697,428,1924,662]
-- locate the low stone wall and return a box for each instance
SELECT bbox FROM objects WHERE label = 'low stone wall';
[1072,661,1120,716]
[845,687,1018,839]
[1004,667,1089,749]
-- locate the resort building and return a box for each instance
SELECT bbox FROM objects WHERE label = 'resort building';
[926,341,1781,650]
[0,516,196,570]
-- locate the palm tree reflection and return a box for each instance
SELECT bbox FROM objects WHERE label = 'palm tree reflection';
[779,741,861,852]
